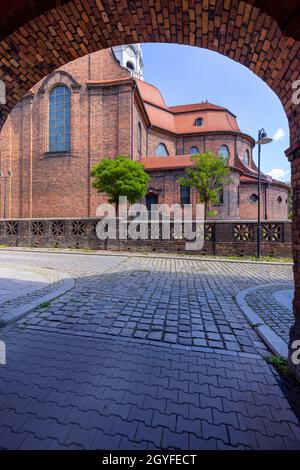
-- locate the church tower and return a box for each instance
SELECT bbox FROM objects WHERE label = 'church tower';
[112,44,144,80]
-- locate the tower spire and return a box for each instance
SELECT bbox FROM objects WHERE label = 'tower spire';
[112,44,144,80]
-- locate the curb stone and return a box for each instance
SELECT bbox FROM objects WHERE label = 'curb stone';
[0,247,293,266]
[0,267,75,325]
[236,283,290,358]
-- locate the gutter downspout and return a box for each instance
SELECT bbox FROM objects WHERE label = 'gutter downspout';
[130,82,136,160]
[87,54,91,217]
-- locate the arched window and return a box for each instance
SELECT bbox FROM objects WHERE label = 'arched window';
[49,85,71,152]
[243,149,250,166]
[219,145,230,158]
[194,117,203,127]
[138,122,142,154]
[180,185,190,205]
[155,143,169,157]
[126,61,135,71]
[189,146,199,155]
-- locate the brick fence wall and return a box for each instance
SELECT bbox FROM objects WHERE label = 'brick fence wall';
[0,218,292,257]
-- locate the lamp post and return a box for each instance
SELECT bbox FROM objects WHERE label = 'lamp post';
[0,170,13,219]
[256,129,273,259]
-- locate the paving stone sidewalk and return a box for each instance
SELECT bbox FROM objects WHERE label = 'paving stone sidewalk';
[245,283,294,344]
[0,327,300,450]
[0,251,299,449]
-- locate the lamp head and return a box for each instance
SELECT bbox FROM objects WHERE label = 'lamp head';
[257,129,273,145]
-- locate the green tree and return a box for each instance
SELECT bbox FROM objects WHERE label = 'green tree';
[179,151,232,218]
[91,155,150,214]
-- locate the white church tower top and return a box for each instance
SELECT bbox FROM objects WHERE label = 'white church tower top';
[112,44,144,81]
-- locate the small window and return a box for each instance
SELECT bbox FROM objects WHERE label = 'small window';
[155,143,169,157]
[237,185,240,207]
[138,122,142,154]
[243,149,250,166]
[189,146,199,155]
[278,196,282,203]
[215,187,224,205]
[180,185,190,205]
[250,193,258,203]
[126,61,135,71]
[219,145,230,158]
[194,117,203,127]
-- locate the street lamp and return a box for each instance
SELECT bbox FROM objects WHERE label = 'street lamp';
[256,129,273,259]
[0,169,13,219]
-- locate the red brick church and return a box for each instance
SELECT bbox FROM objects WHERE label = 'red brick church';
[0,45,289,220]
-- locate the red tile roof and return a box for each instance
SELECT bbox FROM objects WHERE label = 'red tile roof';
[173,109,240,134]
[169,103,226,112]
[135,79,241,134]
[140,155,194,170]
[135,79,168,109]
[240,174,290,189]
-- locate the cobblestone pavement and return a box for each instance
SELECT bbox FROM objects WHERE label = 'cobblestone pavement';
[245,283,294,344]
[16,255,293,355]
[0,251,299,450]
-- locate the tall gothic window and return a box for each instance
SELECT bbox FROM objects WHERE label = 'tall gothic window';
[138,122,142,154]
[155,143,169,156]
[49,85,71,152]
[243,149,250,166]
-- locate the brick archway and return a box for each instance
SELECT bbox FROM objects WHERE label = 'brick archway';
[0,0,300,376]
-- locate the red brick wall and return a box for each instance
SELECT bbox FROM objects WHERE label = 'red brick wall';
[239,183,289,220]
[147,129,177,157]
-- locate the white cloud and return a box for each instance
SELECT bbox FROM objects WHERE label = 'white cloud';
[268,168,289,181]
[273,128,286,141]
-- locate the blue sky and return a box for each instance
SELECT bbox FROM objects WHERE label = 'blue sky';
[142,43,291,182]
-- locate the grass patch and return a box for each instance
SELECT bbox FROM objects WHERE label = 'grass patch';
[0,245,292,262]
[225,255,292,263]
[40,301,51,309]
[267,355,299,386]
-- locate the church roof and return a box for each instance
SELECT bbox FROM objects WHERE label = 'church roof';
[135,79,242,135]
[140,155,194,170]
[135,80,168,109]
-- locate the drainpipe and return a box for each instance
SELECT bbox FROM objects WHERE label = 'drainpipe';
[130,82,136,160]
[87,54,91,217]
[264,183,268,220]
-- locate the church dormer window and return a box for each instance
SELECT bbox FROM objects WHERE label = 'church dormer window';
[126,61,135,71]
[195,117,203,128]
